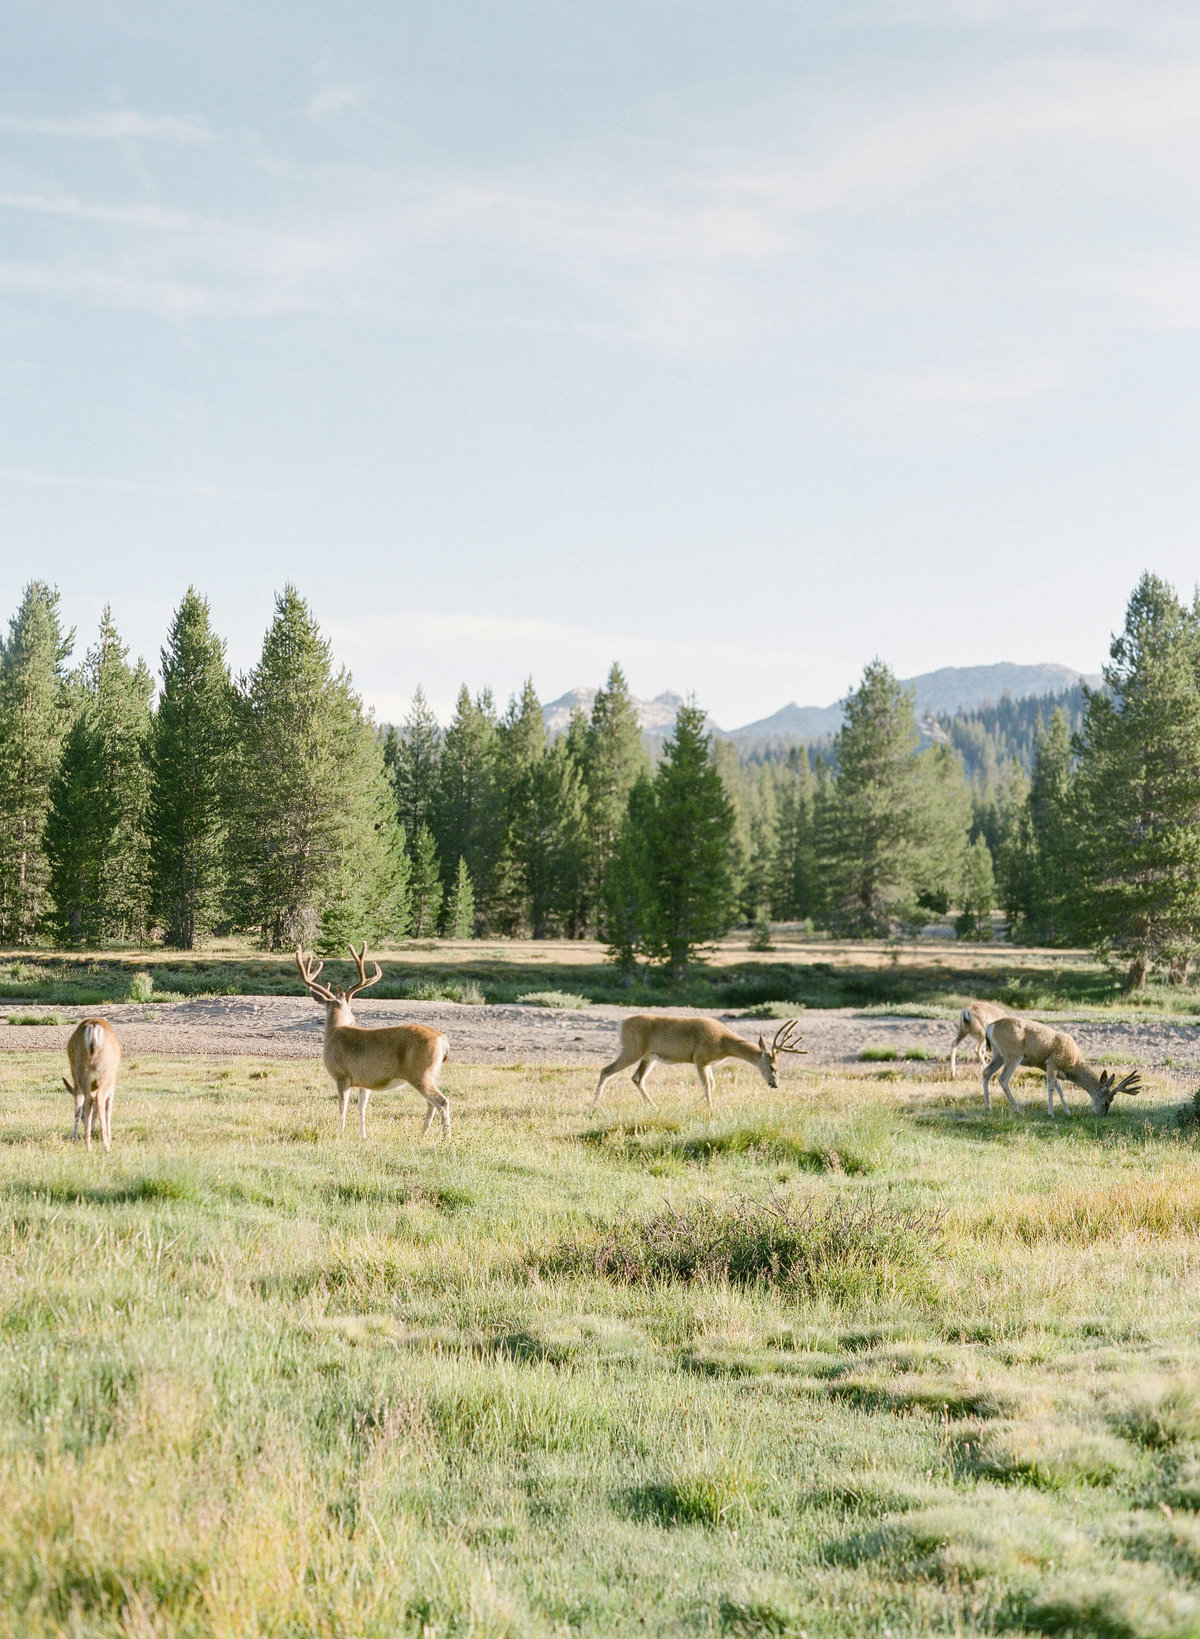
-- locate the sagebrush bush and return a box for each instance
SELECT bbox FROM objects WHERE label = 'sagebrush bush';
[514,990,589,1009]
[541,1191,943,1301]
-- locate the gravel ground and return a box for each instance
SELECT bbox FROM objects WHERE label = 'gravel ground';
[1,995,1196,1078]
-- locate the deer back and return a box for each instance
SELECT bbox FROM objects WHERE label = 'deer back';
[65,1019,122,1091]
[620,1014,743,1064]
[325,1022,447,1091]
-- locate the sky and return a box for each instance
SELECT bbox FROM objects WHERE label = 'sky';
[2,1,1200,729]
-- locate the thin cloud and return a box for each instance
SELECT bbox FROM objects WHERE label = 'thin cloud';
[306,84,365,119]
[0,110,214,141]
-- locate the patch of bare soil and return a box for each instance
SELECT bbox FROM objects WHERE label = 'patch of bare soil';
[0,997,1195,1078]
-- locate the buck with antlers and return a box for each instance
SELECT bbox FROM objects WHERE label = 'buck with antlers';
[949,1000,1012,1077]
[63,1018,122,1152]
[594,1015,806,1109]
[981,1016,1142,1118]
[296,945,451,1138]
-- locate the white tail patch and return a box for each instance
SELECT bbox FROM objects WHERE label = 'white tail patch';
[84,1022,101,1058]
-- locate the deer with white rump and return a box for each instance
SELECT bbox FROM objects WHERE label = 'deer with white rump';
[594,1015,806,1110]
[950,1000,1011,1077]
[982,1016,1142,1118]
[296,945,451,1138]
[63,1018,122,1152]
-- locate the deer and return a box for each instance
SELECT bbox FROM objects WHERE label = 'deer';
[594,1015,806,1110]
[63,1019,122,1152]
[981,1016,1142,1118]
[950,1001,1012,1077]
[296,945,451,1139]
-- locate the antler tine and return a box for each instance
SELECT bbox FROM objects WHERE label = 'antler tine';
[295,947,338,1003]
[345,942,383,999]
[1118,1069,1143,1094]
[771,1017,808,1055]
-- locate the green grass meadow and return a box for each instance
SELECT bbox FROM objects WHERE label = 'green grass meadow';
[3,1052,1200,1636]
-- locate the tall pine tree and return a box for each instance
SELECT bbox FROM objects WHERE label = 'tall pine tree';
[1071,573,1200,987]
[430,686,502,931]
[637,700,736,977]
[819,661,925,936]
[0,583,73,943]
[45,609,153,945]
[226,587,404,951]
[148,589,235,948]
[581,663,646,933]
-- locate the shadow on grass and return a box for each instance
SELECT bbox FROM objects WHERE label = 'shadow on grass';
[2,1174,196,1206]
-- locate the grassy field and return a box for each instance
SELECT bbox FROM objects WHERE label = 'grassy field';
[0,932,1195,1017]
[3,1052,1200,1636]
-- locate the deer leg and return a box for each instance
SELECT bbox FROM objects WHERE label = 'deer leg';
[594,1047,640,1105]
[997,1060,1022,1112]
[950,1025,970,1078]
[417,1077,451,1137]
[101,1090,113,1152]
[631,1057,658,1109]
[358,1087,371,1138]
[694,1061,715,1110]
[336,1080,352,1138]
[1046,1062,1070,1118]
[72,1093,84,1141]
[84,1095,96,1152]
[981,1053,1002,1111]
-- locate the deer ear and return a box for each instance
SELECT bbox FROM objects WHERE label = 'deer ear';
[758,1034,767,1052]
[62,1077,74,1093]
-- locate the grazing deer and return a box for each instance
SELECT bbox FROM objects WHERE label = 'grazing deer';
[63,1019,122,1152]
[296,945,451,1138]
[594,1015,806,1110]
[982,1016,1142,1117]
[950,1001,1011,1077]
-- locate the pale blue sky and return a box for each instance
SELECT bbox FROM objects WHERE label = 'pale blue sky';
[3,1,1199,727]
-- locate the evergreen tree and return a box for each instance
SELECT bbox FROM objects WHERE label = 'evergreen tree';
[999,712,1075,945]
[226,586,403,950]
[602,773,654,983]
[148,589,234,948]
[45,609,153,945]
[492,679,547,934]
[638,700,737,977]
[445,856,476,938]
[514,737,587,938]
[410,822,444,937]
[0,583,73,943]
[955,836,996,941]
[1071,573,1200,987]
[819,661,925,936]
[906,742,972,930]
[389,687,441,844]
[581,663,647,932]
[430,686,502,931]
[771,751,817,921]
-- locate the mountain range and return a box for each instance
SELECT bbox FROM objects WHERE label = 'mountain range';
[542,663,1102,745]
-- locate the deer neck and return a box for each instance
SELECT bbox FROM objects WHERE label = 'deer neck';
[1064,1059,1104,1095]
[326,999,355,1036]
[723,1035,764,1067]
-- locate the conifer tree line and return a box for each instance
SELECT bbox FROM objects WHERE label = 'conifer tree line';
[0,571,1192,983]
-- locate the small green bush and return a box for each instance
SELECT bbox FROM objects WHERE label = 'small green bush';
[128,971,154,1003]
[406,980,485,1005]
[741,1001,804,1020]
[6,1012,61,1026]
[860,1046,898,1062]
[515,990,589,1009]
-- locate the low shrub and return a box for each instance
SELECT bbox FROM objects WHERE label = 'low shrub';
[741,1001,804,1020]
[860,1046,898,1062]
[541,1191,943,1301]
[405,980,485,1005]
[128,972,154,1003]
[515,990,589,1009]
[6,1013,61,1026]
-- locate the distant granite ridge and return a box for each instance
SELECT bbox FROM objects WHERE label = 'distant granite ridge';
[542,663,1101,745]
[726,662,1103,745]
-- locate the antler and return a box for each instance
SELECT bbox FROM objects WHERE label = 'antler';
[1116,1069,1142,1096]
[771,1018,807,1055]
[296,948,338,1003]
[346,942,383,1000]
